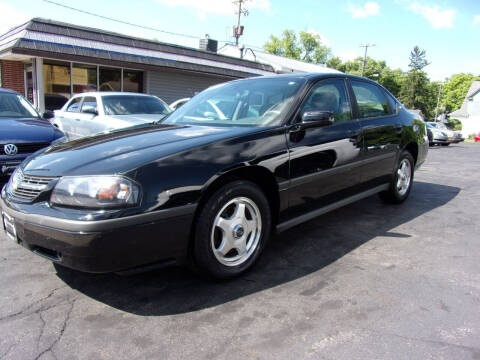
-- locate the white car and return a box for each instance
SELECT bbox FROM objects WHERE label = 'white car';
[52,92,171,140]
[169,97,190,111]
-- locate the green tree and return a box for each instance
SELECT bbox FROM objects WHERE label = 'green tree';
[442,73,480,113]
[398,46,436,119]
[409,46,430,71]
[325,56,345,72]
[264,29,331,64]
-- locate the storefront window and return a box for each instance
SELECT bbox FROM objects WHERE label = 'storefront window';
[99,67,121,91]
[43,61,71,110]
[73,63,97,94]
[123,70,143,93]
[41,61,143,109]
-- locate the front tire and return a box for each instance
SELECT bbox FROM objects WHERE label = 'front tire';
[380,151,414,204]
[193,180,271,279]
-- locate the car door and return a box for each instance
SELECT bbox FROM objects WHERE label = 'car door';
[348,80,401,188]
[286,78,362,219]
[55,96,82,138]
[75,96,106,138]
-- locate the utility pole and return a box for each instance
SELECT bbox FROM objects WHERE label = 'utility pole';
[434,83,443,122]
[359,43,375,77]
[233,0,248,46]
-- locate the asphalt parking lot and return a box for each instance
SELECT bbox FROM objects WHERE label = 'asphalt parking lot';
[1,143,479,360]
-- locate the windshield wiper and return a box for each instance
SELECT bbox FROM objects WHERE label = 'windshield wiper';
[153,112,172,124]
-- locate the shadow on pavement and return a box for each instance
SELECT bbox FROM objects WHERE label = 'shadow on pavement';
[54,181,460,316]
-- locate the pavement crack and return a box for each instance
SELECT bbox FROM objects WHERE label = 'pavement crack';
[0,285,69,323]
[364,327,480,353]
[34,300,75,360]
[37,311,47,350]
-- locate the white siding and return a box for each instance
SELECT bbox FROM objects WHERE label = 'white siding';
[147,71,231,104]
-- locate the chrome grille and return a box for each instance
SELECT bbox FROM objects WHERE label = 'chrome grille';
[0,143,49,155]
[12,172,57,200]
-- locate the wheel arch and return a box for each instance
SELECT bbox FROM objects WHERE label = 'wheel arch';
[187,165,280,261]
[403,142,418,164]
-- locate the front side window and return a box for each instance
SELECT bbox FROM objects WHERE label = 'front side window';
[102,95,170,115]
[66,97,82,112]
[301,79,352,122]
[351,80,389,119]
[0,93,39,118]
[162,77,306,127]
[81,96,98,114]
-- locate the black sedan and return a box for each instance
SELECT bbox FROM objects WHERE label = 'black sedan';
[1,74,428,279]
[0,88,64,184]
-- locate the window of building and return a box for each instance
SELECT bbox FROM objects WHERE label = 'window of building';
[73,63,97,94]
[123,70,143,93]
[99,67,121,91]
[41,61,143,109]
[350,80,389,119]
[43,61,71,111]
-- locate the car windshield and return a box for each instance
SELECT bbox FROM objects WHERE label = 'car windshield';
[429,122,447,130]
[102,95,171,116]
[0,93,40,118]
[161,77,306,127]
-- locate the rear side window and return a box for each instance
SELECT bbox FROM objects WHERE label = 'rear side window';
[351,81,389,119]
[66,97,82,112]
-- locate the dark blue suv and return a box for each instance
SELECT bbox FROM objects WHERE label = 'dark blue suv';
[0,88,64,183]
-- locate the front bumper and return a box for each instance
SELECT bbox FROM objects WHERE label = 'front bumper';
[0,194,196,273]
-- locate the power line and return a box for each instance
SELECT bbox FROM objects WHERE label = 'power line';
[43,0,201,40]
[42,0,265,50]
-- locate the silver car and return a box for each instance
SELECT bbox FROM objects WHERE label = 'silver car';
[52,92,171,139]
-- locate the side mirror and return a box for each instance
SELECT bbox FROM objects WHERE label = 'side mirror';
[301,110,334,127]
[43,110,55,120]
[82,107,98,116]
[203,111,217,119]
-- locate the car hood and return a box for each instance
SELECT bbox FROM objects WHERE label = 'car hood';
[21,123,260,177]
[0,118,56,143]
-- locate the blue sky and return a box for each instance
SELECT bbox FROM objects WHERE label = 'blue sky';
[1,0,479,81]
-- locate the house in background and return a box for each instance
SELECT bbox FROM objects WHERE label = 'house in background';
[449,81,480,137]
[218,44,341,74]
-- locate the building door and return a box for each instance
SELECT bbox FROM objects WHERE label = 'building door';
[25,66,34,104]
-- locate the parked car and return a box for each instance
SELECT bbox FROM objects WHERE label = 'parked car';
[425,122,454,146]
[169,97,190,111]
[475,132,480,142]
[0,88,64,184]
[52,92,171,139]
[1,73,428,279]
[425,122,462,146]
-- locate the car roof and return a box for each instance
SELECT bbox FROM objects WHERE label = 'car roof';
[72,92,156,97]
[0,88,19,95]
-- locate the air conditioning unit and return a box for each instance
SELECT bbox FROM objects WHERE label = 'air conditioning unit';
[199,36,218,53]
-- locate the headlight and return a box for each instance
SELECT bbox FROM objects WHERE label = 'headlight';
[50,176,140,209]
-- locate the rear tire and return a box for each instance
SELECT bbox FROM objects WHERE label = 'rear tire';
[192,180,271,279]
[380,151,414,204]
[441,143,450,146]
